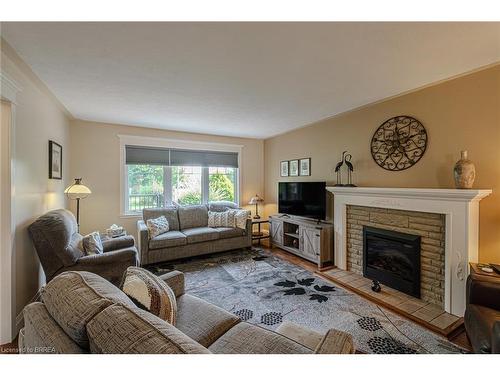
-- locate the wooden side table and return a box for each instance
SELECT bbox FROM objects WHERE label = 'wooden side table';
[470,262,500,279]
[252,218,269,245]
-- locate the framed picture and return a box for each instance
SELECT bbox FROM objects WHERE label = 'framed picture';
[280,161,289,177]
[49,140,62,179]
[299,158,311,176]
[289,159,299,177]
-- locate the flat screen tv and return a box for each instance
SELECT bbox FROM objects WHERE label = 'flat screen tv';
[278,181,326,220]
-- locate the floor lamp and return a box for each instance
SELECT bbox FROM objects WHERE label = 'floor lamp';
[64,178,92,232]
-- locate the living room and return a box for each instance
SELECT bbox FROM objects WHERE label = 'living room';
[1,1,499,373]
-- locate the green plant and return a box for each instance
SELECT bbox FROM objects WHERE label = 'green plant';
[128,165,163,194]
[178,191,202,205]
[209,173,234,202]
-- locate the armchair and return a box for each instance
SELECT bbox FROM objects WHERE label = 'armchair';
[28,209,138,286]
[464,272,500,353]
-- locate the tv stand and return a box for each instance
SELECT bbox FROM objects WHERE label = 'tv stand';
[269,215,334,269]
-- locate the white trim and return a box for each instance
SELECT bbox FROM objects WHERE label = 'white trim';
[201,167,209,204]
[0,72,21,344]
[0,73,22,105]
[119,139,127,218]
[325,186,492,202]
[326,186,492,317]
[163,166,172,205]
[119,214,142,219]
[119,135,243,215]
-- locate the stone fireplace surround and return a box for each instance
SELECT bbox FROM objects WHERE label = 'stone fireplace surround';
[326,187,491,317]
[346,205,445,307]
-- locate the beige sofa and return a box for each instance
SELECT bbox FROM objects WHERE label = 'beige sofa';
[19,270,354,354]
[137,203,252,265]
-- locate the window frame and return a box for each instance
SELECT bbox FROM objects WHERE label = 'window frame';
[119,135,242,217]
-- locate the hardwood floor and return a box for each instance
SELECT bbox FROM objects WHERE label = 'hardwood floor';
[263,244,472,352]
[319,267,463,337]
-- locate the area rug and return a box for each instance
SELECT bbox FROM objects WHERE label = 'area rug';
[146,247,466,354]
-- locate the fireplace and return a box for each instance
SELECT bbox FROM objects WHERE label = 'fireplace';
[363,226,421,298]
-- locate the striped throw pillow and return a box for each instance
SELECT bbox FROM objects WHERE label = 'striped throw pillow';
[121,267,177,325]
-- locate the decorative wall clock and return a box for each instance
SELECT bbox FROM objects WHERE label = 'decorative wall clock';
[370,116,427,171]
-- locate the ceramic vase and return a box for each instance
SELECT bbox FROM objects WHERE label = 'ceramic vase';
[453,150,475,189]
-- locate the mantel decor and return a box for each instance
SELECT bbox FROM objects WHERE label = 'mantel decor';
[370,116,427,171]
[453,150,476,189]
[334,151,355,187]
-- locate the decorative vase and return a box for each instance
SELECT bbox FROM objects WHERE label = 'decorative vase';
[453,150,476,189]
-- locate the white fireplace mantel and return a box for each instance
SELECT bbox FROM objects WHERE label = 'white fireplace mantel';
[326,186,492,317]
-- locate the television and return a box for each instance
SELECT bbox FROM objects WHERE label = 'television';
[278,181,326,220]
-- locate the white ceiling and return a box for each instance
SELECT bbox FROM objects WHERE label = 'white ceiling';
[2,22,499,138]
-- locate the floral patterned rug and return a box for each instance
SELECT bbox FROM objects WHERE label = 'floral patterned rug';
[146,247,466,354]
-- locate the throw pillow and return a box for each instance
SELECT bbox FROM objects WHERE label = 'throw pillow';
[232,209,250,230]
[208,210,236,228]
[146,215,169,239]
[121,266,177,325]
[82,231,103,255]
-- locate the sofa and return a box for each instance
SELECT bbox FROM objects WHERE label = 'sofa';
[137,202,252,265]
[19,270,354,354]
[464,273,500,353]
[28,209,139,286]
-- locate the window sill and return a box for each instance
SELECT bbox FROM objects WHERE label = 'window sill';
[120,213,142,219]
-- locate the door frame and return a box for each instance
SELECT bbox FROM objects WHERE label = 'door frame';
[0,72,21,344]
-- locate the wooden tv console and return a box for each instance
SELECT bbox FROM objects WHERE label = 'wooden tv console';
[269,215,334,269]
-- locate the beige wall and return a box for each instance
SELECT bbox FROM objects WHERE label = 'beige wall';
[69,120,264,238]
[264,65,500,263]
[0,100,13,343]
[1,40,71,326]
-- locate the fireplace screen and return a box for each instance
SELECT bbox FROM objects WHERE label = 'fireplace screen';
[363,226,421,298]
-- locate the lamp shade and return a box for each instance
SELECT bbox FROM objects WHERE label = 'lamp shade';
[248,194,264,205]
[65,178,92,200]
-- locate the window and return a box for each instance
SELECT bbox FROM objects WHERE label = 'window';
[122,140,240,214]
[209,167,236,202]
[127,164,165,211]
[172,166,202,205]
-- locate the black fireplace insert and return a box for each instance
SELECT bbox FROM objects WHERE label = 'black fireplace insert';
[363,226,421,298]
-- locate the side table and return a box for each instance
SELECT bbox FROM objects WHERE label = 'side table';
[470,262,500,279]
[252,218,269,246]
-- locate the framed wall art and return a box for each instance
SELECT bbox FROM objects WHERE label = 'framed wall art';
[299,158,311,176]
[49,140,62,180]
[280,160,289,177]
[289,159,299,177]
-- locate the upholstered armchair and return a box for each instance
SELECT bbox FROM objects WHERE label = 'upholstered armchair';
[28,209,138,286]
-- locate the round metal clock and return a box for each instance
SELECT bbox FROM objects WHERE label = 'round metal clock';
[370,116,427,171]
